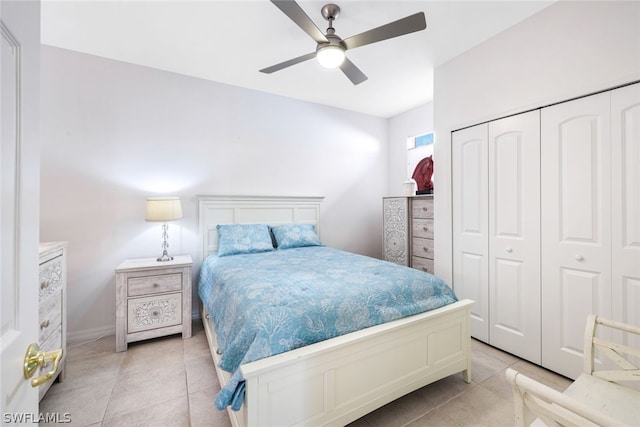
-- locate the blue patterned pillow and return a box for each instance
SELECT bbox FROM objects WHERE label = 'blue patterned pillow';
[272,224,323,249]
[217,224,274,257]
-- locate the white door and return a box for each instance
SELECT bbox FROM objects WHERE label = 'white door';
[541,91,612,379]
[1,9,40,421]
[611,83,640,348]
[452,124,489,342]
[488,111,541,363]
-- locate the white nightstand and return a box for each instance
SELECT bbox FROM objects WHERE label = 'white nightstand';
[115,255,192,352]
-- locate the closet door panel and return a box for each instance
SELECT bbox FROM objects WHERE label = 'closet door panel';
[611,83,640,350]
[541,92,612,379]
[489,110,541,363]
[452,124,489,342]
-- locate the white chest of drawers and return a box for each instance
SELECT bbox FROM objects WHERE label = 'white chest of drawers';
[115,255,192,352]
[38,241,68,400]
[383,195,434,274]
[410,196,434,274]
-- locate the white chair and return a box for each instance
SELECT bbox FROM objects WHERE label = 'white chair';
[506,315,640,426]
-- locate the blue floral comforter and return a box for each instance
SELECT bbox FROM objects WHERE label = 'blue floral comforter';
[198,246,458,411]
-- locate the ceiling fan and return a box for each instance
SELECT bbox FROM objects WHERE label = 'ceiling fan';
[260,1,427,85]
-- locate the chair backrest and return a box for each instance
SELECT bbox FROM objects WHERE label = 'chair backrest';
[583,314,640,383]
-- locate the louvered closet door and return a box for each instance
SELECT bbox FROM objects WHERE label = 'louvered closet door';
[541,91,612,379]
[452,124,489,342]
[611,83,640,348]
[488,111,541,363]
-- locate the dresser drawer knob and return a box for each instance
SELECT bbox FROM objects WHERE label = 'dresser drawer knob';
[422,226,428,231]
[506,247,513,253]
[40,280,49,289]
[575,255,584,262]
[422,207,429,211]
[153,283,159,288]
[40,320,50,329]
[423,247,429,252]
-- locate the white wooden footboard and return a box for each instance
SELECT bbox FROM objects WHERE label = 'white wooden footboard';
[202,299,473,427]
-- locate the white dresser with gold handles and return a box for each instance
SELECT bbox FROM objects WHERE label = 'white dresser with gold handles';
[37,242,68,400]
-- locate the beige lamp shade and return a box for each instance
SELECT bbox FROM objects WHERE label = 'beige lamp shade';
[145,197,183,222]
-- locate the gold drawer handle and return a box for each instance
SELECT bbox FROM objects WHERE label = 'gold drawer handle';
[23,343,63,387]
[40,320,50,329]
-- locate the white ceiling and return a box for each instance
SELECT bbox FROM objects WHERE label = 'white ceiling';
[41,0,554,118]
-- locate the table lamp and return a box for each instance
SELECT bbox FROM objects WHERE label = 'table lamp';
[146,197,183,261]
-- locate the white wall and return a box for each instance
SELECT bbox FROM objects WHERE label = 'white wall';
[387,103,433,196]
[40,46,389,342]
[433,1,640,286]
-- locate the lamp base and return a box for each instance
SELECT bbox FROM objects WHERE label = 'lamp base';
[157,250,174,262]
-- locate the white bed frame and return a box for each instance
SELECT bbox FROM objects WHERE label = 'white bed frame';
[198,195,474,427]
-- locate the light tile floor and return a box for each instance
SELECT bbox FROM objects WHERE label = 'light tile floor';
[40,321,571,426]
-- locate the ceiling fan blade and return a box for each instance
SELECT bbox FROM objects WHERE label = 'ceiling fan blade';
[260,52,317,74]
[270,0,328,43]
[342,12,426,50]
[339,58,368,85]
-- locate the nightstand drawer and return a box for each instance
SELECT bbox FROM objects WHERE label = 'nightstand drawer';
[128,273,182,297]
[127,293,182,333]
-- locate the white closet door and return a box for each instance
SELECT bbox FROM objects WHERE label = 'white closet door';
[488,111,541,363]
[452,124,489,342]
[611,83,640,350]
[541,92,612,379]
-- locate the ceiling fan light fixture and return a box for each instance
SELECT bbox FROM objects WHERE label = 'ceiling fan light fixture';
[316,44,345,69]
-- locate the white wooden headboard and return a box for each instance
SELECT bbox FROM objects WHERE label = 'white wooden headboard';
[197,195,324,265]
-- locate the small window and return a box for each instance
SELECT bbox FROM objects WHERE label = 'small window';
[407,132,434,179]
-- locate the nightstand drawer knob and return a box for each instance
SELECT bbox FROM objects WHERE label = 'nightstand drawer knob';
[40,320,50,329]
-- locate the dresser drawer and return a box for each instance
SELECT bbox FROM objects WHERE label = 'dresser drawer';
[412,238,434,260]
[39,291,62,343]
[412,256,434,274]
[127,293,182,333]
[39,255,63,299]
[128,273,182,297]
[412,219,434,239]
[412,198,434,219]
